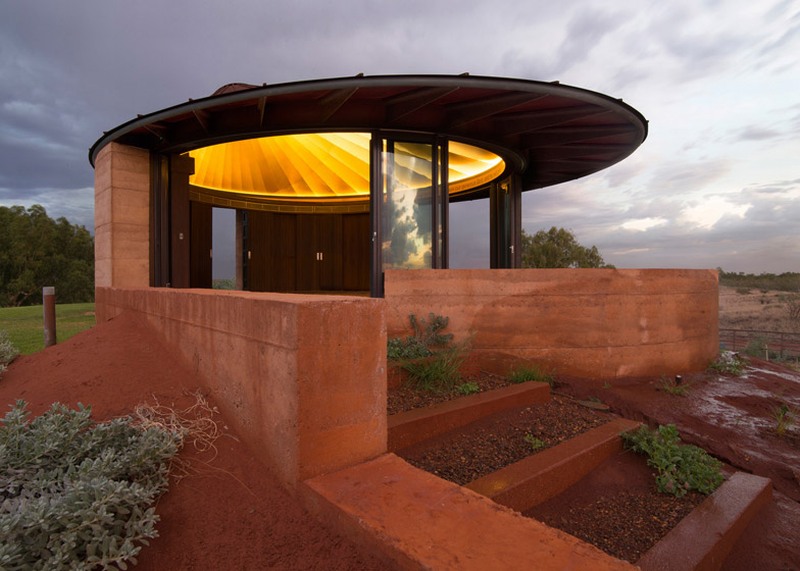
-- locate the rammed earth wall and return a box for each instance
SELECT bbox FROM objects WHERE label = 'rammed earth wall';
[95,287,387,489]
[383,268,718,379]
[95,270,716,485]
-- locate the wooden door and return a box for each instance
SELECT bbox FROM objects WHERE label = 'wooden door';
[247,212,297,292]
[189,202,212,288]
[342,214,370,290]
[245,211,367,292]
[317,215,342,291]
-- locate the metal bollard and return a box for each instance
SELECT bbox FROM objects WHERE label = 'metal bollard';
[43,286,57,347]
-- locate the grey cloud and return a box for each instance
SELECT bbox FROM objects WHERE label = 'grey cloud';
[554,9,625,72]
[730,125,785,142]
[758,3,800,59]
[601,181,800,272]
[518,169,800,274]
[745,178,800,195]
[646,159,732,194]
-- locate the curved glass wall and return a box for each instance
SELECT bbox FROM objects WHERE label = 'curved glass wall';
[185,132,504,296]
[188,133,503,205]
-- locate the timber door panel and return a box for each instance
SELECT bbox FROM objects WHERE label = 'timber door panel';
[189,202,212,288]
[318,215,343,291]
[246,211,367,292]
[246,211,270,291]
[296,215,343,291]
[247,212,297,292]
[342,214,370,290]
[296,215,320,292]
[271,214,297,292]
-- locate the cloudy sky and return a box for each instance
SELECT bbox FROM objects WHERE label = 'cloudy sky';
[1,0,798,276]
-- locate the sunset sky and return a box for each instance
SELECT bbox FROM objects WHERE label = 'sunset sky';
[1,0,798,276]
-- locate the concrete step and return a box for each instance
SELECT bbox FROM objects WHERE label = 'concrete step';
[466,417,641,512]
[636,471,773,571]
[302,453,637,571]
[388,381,550,451]
[386,386,774,570]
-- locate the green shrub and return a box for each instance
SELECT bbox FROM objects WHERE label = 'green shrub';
[387,336,432,361]
[401,344,467,393]
[387,313,454,361]
[773,403,796,436]
[507,364,554,386]
[708,351,746,376]
[523,433,546,451]
[0,330,19,379]
[0,401,181,570]
[409,313,453,348]
[622,424,724,497]
[212,278,235,290]
[657,376,689,396]
[456,381,480,396]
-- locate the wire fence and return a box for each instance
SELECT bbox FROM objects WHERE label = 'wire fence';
[719,329,800,361]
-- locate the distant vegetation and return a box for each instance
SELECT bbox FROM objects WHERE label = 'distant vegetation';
[0,303,95,354]
[521,227,612,268]
[718,270,800,292]
[212,278,236,290]
[0,205,94,307]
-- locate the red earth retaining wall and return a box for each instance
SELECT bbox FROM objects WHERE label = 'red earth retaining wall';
[384,268,718,380]
[95,287,387,489]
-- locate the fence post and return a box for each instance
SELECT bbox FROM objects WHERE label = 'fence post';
[43,286,57,348]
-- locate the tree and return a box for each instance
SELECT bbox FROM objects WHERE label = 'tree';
[520,227,611,268]
[0,205,94,307]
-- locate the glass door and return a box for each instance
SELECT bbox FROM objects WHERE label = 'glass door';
[370,135,448,296]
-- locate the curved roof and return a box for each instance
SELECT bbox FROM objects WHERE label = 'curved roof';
[89,74,648,193]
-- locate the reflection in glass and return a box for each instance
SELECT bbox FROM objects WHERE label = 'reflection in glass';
[381,142,433,269]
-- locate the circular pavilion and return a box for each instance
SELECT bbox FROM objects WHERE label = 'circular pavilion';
[90,74,648,296]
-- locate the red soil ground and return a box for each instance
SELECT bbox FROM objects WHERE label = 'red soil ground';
[0,312,385,570]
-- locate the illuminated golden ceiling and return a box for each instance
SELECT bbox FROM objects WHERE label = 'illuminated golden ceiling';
[189,133,505,203]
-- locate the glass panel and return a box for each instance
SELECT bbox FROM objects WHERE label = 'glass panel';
[381,142,434,269]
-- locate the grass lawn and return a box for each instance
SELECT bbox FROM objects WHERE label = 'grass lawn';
[0,303,95,355]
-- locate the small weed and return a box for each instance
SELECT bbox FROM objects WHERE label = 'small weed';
[772,403,796,436]
[603,381,612,389]
[708,351,746,376]
[622,424,724,497]
[508,365,554,386]
[524,433,546,451]
[657,376,689,396]
[456,381,480,396]
[401,344,467,393]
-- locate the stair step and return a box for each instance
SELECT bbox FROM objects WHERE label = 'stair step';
[388,381,550,451]
[466,418,640,512]
[302,453,637,571]
[636,472,773,571]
